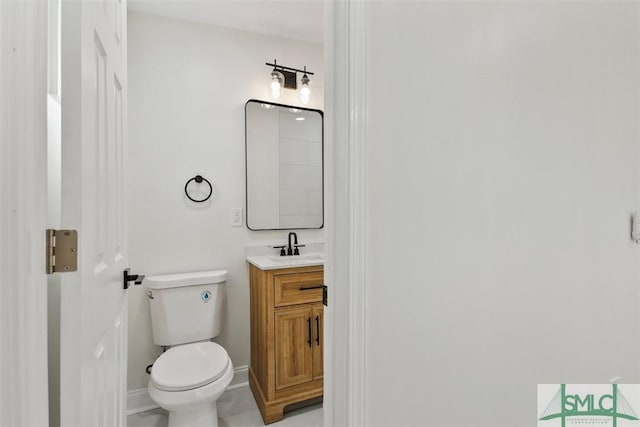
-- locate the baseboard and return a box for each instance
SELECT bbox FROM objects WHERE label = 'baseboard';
[126,388,158,416]
[226,364,248,391]
[127,365,250,416]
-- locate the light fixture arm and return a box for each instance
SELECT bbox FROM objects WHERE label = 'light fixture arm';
[265,60,315,76]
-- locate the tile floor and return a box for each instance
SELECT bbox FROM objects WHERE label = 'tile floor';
[127,387,323,427]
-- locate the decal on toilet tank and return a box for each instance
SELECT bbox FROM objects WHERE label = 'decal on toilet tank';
[201,290,212,303]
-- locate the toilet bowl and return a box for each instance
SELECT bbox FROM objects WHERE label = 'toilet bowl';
[148,342,233,427]
[144,270,232,427]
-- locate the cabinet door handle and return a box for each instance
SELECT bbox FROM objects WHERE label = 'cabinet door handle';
[299,286,323,291]
[315,315,320,346]
[307,317,312,348]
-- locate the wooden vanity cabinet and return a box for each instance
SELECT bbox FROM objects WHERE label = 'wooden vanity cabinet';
[249,264,324,424]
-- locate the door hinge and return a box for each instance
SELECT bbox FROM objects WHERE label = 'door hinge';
[323,285,328,306]
[46,229,78,274]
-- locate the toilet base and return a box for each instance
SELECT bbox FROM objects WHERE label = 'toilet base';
[148,358,233,427]
[168,402,218,427]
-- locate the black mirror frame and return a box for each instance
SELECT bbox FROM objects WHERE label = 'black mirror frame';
[244,99,324,231]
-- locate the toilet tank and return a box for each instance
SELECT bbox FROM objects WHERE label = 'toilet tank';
[145,270,227,346]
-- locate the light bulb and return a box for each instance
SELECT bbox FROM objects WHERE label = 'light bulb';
[270,70,283,99]
[271,80,281,99]
[300,74,311,104]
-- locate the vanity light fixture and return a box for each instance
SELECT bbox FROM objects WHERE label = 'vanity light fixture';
[265,59,314,103]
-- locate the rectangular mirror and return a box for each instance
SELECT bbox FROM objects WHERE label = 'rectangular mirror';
[245,100,324,230]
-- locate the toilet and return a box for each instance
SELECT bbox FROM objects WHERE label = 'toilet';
[145,270,233,427]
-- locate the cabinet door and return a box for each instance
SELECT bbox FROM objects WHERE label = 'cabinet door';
[275,307,313,390]
[312,305,323,380]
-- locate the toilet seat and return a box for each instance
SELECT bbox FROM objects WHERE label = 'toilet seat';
[151,341,230,392]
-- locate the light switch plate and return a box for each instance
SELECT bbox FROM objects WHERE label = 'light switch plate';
[231,208,243,227]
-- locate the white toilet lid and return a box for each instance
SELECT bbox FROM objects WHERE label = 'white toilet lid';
[151,342,230,391]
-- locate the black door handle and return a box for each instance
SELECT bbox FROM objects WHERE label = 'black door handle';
[307,317,312,348]
[123,268,145,290]
[315,315,320,346]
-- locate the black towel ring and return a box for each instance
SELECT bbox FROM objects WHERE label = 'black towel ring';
[184,175,213,203]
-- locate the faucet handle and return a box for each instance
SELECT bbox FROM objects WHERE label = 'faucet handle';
[272,245,286,256]
[293,244,306,256]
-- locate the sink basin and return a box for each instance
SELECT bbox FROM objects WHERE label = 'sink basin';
[267,254,323,263]
[247,253,324,270]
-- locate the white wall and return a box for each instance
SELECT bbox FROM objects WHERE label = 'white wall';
[127,12,324,391]
[362,2,639,426]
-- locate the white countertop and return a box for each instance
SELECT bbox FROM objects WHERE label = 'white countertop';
[246,253,324,270]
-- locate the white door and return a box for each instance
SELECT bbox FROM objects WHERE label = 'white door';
[0,2,50,426]
[60,0,129,425]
